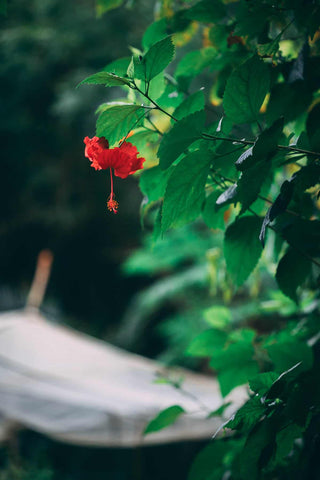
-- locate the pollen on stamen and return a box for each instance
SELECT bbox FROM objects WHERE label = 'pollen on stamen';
[107,196,119,214]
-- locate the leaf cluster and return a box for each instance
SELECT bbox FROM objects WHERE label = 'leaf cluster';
[84,0,320,478]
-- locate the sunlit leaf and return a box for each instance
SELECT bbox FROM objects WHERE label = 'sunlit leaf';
[96,104,145,145]
[186,329,228,357]
[144,405,185,434]
[96,0,123,16]
[134,36,175,83]
[78,71,132,88]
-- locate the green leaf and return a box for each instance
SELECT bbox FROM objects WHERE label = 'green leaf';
[96,104,145,145]
[139,164,171,222]
[306,103,320,151]
[229,328,256,343]
[158,110,206,170]
[134,36,175,83]
[144,405,185,434]
[207,402,232,418]
[161,149,211,231]
[226,396,266,431]
[259,180,294,247]
[234,3,271,38]
[203,306,231,329]
[224,216,263,286]
[156,84,185,109]
[237,421,273,480]
[258,39,280,58]
[188,441,230,480]
[249,372,279,395]
[103,57,131,76]
[77,71,132,88]
[142,18,168,50]
[202,191,226,230]
[186,329,228,357]
[147,73,166,101]
[237,160,271,213]
[209,25,230,51]
[139,165,171,204]
[253,118,284,160]
[266,340,313,373]
[96,0,123,16]
[266,82,313,125]
[175,47,216,90]
[292,163,320,191]
[210,341,259,397]
[186,0,226,23]
[173,90,205,121]
[281,219,320,259]
[276,248,312,302]
[223,56,270,124]
[275,423,304,462]
[128,130,159,157]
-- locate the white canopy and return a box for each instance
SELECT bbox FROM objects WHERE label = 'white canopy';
[0,309,245,447]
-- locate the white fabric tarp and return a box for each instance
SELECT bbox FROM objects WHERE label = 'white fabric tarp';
[0,309,246,447]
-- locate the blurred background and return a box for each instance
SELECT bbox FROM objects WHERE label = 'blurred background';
[0,0,154,337]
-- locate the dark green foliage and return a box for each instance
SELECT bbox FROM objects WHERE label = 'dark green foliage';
[161,150,212,231]
[202,191,226,230]
[224,216,263,286]
[84,0,320,478]
[307,103,320,151]
[174,47,216,90]
[265,339,313,373]
[249,372,279,395]
[185,0,226,23]
[259,180,295,246]
[157,110,206,169]
[223,56,270,124]
[210,332,259,397]
[275,248,312,302]
[188,440,241,480]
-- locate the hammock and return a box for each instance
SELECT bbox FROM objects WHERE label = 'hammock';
[0,309,245,447]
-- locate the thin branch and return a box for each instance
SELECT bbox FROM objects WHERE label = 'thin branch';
[258,194,301,218]
[203,132,320,158]
[133,82,320,158]
[133,81,178,122]
[215,172,303,219]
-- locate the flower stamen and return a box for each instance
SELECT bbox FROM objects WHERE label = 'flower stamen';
[107,195,119,214]
[107,167,118,214]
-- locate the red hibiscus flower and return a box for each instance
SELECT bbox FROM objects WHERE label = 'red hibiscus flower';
[84,136,145,214]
